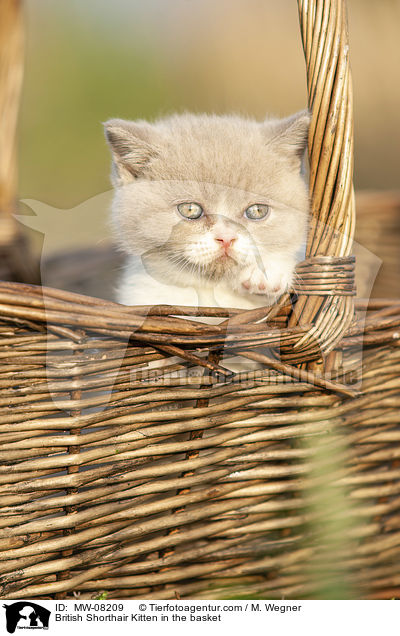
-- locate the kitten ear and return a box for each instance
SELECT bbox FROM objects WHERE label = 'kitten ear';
[264,110,310,168]
[103,118,159,184]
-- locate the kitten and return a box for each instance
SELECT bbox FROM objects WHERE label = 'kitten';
[104,111,310,311]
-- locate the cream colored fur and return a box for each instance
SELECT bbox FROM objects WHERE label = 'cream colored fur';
[104,112,310,310]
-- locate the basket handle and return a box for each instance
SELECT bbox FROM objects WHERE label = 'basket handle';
[285,0,356,361]
[300,0,355,259]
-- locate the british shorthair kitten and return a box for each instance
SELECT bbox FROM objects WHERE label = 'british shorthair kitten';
[104,111,310,310]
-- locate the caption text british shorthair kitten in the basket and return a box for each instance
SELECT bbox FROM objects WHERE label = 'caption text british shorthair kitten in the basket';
[104,111,310,312]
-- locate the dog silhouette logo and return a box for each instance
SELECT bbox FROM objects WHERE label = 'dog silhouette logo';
[3,602,50,634]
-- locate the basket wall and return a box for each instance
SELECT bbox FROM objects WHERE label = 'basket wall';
[0,288,400,599]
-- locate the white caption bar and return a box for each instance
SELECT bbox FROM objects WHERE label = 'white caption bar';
[2,600,397,636]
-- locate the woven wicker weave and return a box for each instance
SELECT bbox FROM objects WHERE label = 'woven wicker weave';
[1,0,400,600]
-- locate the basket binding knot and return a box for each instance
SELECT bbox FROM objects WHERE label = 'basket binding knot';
[277,255,356,364]
[294,256,356,297]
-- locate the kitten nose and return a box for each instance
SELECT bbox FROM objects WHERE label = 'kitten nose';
[215,237,236,249]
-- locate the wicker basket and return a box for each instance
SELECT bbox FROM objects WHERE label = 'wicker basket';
[1,0,400,600]
[355,190,400,299]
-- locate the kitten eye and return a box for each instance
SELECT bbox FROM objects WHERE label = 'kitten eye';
[177,202,203,220]
[244,204,270,220]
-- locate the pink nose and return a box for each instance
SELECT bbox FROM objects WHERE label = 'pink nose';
[215,237,236,249]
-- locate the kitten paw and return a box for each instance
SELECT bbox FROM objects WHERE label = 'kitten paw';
[235,264,289,299]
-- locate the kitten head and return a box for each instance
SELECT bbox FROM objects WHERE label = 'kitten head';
[104,111,310,297]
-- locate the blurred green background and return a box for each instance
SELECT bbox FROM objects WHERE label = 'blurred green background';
[19,0,400,252]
